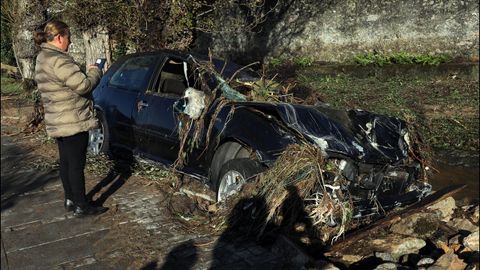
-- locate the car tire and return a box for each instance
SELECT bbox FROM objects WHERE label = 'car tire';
[88,110,109,155]
[216,158,264,202]
[209,142,251,186]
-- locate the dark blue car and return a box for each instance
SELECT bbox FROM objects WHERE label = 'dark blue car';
[88,50,431,213]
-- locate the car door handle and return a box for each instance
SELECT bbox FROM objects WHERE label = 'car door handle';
[137,100,149,111]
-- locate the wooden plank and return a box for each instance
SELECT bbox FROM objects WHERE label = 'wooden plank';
[325,184,466,257]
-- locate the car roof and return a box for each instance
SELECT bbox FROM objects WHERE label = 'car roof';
[122,50,260,82]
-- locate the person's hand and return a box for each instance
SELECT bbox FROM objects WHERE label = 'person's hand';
[87,64,99,70]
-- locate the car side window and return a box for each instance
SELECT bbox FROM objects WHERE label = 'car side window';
[109,55,158,92]
[149,58,198,97]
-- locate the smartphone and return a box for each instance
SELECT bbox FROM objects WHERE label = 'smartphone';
[95,58,107,70]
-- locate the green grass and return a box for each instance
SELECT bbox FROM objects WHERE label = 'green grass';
[295,69,479,152]
[294,56,314,67]
[1,75,23,95]
[268,55,314,68]
[353,52,450,66]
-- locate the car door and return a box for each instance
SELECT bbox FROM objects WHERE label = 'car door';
[133,55,192,164]
[98,54,160,150]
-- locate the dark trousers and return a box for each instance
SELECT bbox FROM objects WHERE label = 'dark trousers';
[56,131,89,207]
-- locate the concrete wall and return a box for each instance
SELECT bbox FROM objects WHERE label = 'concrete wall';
[202,0,479,64]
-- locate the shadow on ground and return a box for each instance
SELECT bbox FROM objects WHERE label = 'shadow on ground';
[87,152,134,206]
[1,136,58,211]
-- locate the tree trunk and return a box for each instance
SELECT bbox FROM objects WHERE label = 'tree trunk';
[82,26,111,70]
[11,0,45,81]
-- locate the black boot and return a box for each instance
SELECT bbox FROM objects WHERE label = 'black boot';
[64,199,75,212]
[73,204,108,217]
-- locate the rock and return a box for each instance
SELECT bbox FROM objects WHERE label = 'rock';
[336,234,425,265]
[448,234,465,252]
[370,234,426,260]
[428,197,456,222]
[449,234,463,246]
[375,252,396,262]
[462,230,479,251]
[341,254,365,264]
[374,262,398,270]
[417,257,435,266]
[436,240,453,253]
[449,218,478,233]
[390,212,440,238]
[428,251,467,270]
[469,205,479,224]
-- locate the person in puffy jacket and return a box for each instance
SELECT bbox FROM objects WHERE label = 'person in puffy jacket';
[34,20,107,217]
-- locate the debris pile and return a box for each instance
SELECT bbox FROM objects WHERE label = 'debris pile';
[252,143,356,244]
[324,198,479,270]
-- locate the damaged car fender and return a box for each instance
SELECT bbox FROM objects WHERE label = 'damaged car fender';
[204,104,299,183]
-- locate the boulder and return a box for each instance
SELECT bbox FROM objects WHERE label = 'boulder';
[374,262,398,270]
[471,205,479,224]
[428,251,467,270]
[462,230,479,251]
[370,234,426,260]
[340,254,365,264]
[417,257,435,266]
[448,218,478,233]
[428,197,456,222]
[449,234,463,246]
[390,212,440,238]
[375,252,396,262]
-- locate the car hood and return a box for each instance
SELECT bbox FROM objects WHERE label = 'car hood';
[244,102,410,164]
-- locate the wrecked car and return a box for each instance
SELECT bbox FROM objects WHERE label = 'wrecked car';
[89,50,432,219]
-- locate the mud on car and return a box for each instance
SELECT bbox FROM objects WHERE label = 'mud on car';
[89,50,432,221]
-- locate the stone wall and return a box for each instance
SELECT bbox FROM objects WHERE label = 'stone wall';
[200,0,479,64]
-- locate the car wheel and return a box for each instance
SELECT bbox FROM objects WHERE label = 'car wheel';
[216,158,264,202]
[88,111,109,155]
[209,142,251,187]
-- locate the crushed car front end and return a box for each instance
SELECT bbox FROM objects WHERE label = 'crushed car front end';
[268,102,433,218]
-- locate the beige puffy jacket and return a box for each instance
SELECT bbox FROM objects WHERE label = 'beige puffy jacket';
[35,43,102,138]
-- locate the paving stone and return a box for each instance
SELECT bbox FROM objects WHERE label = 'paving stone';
[2,205,70,231]
[1,239,9,270]
[1,189,63,216]
[2,217,109,253]
[1,141,295,270]
[58,255,97,269]
[6,229,109,270]
[62,252,133,270]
